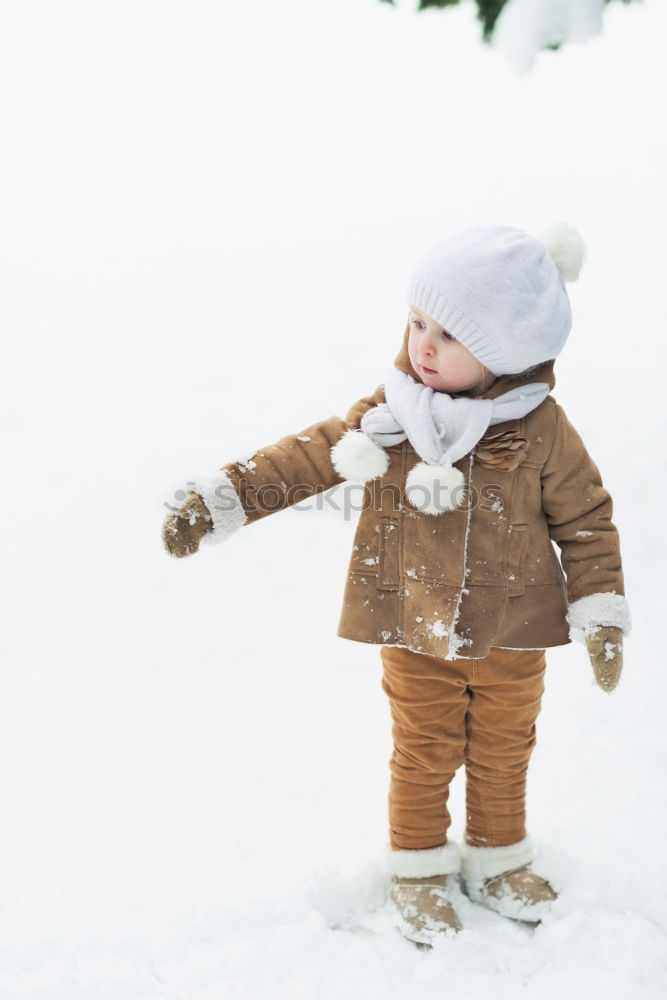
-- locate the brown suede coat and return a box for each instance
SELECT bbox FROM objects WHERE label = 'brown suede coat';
[219,327,626,659]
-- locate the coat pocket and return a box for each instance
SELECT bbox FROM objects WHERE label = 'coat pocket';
[505,522,528,596]
[377,516,400,591]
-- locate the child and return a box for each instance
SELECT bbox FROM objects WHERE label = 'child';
[162,222,630,947]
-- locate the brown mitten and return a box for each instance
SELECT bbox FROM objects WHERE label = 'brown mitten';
[585,625,624,692]
[162,492,213,558]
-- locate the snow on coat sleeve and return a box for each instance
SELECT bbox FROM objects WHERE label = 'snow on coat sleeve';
[540,401,631,642]
[193,385,386,545]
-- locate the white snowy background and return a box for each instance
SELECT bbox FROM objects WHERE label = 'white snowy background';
[1,0,666,996]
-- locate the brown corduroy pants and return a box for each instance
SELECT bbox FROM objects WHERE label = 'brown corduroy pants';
[380,644,547,851]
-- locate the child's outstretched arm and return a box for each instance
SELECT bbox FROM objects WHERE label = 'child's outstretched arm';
[162,384,386,558]
[540,400,631,692]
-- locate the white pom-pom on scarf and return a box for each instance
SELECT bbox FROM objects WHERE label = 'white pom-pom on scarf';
[405,461,466,515]
[538,221,586,283]
[331,429,389,483]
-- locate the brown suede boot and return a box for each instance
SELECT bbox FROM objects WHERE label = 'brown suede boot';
[476,865,557,923]
[389,873,462,946]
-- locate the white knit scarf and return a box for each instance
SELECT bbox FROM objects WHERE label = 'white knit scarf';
[361,368,550,467]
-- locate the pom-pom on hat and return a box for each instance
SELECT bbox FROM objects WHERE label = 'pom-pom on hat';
[407,222,586,376]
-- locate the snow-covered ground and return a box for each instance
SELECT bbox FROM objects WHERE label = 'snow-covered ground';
[1,0,666,996]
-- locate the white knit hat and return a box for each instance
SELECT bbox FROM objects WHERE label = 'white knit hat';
[407,222,586,376]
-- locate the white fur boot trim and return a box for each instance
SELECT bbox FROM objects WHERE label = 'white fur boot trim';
[405,461,465,515]
[566,591,632,643]
[191,471,247,546]
[461,837,536,900]
[386,841,461,878]
[330,429,389,482]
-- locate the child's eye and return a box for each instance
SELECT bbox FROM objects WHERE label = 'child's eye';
[411,316,455,341]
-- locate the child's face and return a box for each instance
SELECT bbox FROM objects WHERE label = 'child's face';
[407,306,484,393]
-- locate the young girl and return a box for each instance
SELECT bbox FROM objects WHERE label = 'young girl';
[162,222,630,947]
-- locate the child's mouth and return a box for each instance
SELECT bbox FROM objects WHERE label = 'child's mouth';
[421,365,437,374]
